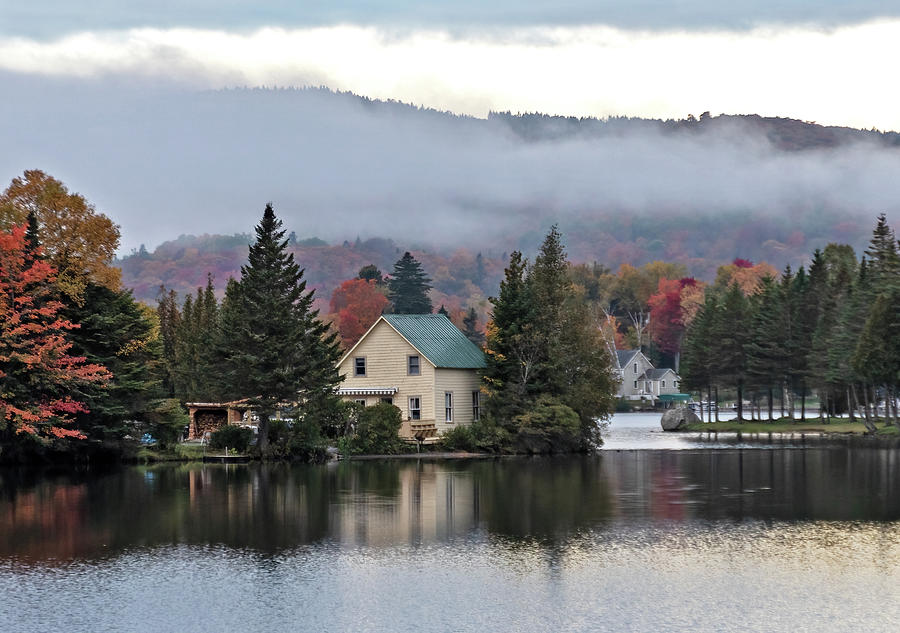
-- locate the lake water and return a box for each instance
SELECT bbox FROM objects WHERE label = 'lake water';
[2,413,900,632]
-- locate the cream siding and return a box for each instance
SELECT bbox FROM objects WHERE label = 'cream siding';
[434,368,482,433]
[337,320,437,434]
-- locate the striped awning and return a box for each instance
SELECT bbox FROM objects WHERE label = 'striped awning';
[337,387,398,396]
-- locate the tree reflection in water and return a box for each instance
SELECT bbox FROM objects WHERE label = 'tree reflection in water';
[2,448,900,564]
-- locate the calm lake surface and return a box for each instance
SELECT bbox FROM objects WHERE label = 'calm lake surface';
[3,413,900,632]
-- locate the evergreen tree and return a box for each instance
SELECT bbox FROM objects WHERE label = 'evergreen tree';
[853,289,900,428]
[24,209,40,259]
[483,228,615,448]
[864,213,899,291]
[462,307,483,345]
[63,283,181,443]
[156,287,180,398]
[218,204,341,454]
[680,293,717,419]
[826,260,873,427]
[388,252,433,313]
[483,250,534,425]
[712,284,751,421]
[745,276,782,419]
[358,264,383,285]
[437,304,449,316]
[216,277,249,401]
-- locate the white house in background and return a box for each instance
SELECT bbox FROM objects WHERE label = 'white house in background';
[614,349,681,400]
[336,314,486,442]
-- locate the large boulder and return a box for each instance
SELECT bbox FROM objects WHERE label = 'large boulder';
[660,407,700,431]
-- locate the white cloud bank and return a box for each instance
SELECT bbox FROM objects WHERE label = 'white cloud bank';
[2,20,900,130]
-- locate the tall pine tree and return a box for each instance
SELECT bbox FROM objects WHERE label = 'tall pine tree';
[388,252,433,314]
[218,204,341,454]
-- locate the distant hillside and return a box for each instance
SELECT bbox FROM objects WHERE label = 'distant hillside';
[118,202,878,316]
[489,110,900,150]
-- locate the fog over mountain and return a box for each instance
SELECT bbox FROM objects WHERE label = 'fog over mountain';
[2,74,898,260]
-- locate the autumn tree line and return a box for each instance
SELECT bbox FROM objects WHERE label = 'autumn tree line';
[680,215,899,428]
[2,168,897,462]
[0,171,184,461]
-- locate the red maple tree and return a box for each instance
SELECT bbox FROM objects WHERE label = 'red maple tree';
[648,277,699,355]
[0,225,111,440]
[329,278,389,348]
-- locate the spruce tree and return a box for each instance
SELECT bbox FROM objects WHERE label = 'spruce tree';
[156,286,180,398]
[865,213,899,291]
[483,228,615,447]
[483,250,534,425]
[64,283,177,442]
[218,204,341,454]
[462,307,483,345]
[24,209,40,258]
[713,284,751,421]
[680,293,717,421]
[388,252,433,313]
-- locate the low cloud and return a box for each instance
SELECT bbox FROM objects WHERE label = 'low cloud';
[1,76,897,261]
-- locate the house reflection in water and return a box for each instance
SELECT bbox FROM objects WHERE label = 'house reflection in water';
[334,462,478,547]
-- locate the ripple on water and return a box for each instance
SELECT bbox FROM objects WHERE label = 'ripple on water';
[2,521,900,633]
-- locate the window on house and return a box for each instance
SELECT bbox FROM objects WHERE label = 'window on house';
[355,399,367,406]
[380,397,393,405]
[634,380,638,389]
[354,357,366,376]
[409,396,421,420]
[472,391,481,421]
[633,363,638,374]
[408,355,420,375]
[661,380,666,388]
[646,381,652,391]
[445,392,453,422]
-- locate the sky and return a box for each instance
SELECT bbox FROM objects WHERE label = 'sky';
[2,1,899,253]
[3,1,900,129]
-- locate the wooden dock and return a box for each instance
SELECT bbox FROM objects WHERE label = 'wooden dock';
[202,454,251,464]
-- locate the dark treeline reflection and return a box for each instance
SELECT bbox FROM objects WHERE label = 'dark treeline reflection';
[2,448,900,562]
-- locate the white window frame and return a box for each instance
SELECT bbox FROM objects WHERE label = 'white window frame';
[661,380,666,388]
[380,397,393,405]
[633,363,638,374]
[445,392,453,423]
[408,355,420,376]
[634,380,638,389]
[354,357,366,376]
[354,398,367,406]
[409,396,421,420]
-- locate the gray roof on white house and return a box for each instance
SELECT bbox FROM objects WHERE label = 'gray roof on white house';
[615,349,641,369]
[641,368,677,380]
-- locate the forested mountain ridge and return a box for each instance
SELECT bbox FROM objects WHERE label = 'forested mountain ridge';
[490,110,900,149]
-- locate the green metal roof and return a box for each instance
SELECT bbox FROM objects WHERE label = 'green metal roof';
[659,393,691,402]
[382,314,486,369]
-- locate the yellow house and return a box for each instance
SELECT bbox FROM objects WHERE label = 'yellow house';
[336,314,486,441]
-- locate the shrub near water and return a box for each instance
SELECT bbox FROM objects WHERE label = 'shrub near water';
[512,397,583,454]
[209,425,253,453]
[341,402,404,455]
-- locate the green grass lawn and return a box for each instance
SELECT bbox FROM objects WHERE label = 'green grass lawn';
[684,418,898,435]
[134,443,209,463]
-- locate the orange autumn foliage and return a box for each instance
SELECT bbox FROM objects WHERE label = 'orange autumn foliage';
[0,170,121,303]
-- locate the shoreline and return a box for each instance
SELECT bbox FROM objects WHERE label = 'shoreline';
[681,418,899,436]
